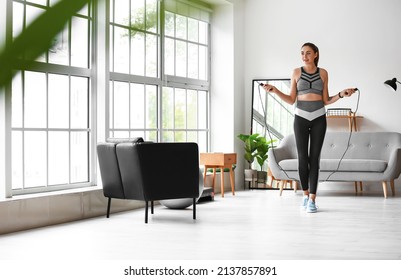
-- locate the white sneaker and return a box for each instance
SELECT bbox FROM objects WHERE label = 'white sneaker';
[300,195,309,209]
[306,200,318,213]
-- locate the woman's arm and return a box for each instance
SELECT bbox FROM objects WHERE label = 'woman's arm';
[322,68,356,105]
[262,69,298,105]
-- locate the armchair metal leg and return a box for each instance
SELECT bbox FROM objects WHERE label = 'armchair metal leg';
[193,198,196,220]
[145,201,149,223]
[106,197,111,218]
[151,201,154,214]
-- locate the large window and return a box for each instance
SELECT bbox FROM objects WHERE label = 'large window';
[109,0,211,151]
[11,0,92,194]
[6,0,210,196]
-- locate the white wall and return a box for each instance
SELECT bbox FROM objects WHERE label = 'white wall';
[210,0,246,188]
[242,0,401,133]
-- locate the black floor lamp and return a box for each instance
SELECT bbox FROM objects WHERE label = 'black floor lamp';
[384,78,401,91]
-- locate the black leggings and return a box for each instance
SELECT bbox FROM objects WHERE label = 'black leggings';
[294,114,327,194]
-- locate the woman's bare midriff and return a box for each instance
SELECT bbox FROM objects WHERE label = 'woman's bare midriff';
[297,93,322,101]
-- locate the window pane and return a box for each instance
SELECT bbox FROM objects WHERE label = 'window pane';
[131,32,145,76]
[12,131,23,190]
[175,14,187,40]
[198,131,207,152]
[113,131,129,138]
[198,90,207,129]
[29,0,47,5]
[146,0,158,32]
[145,130,157,142]
[188,43,198,79]
[109,26,114,71]
[13,2,24,39]
[131,0,145,29]
[199,21,208,44]
[114,0,130,25]
[130,83,145,129]
[48,74,69,128]
[175,88,186,129]
[113,26,130,73]
[24,71,46,128]
[26,5,46,62]
[188,18,198,42]
[162,131,173,142]
[199,45,207,80]
[175,131,185,142]
[164,38,174,75]
[176,41,187,77]
[187,131,197,143]
[187,90,197,129]
[71,76,89,129]
[77,3,89,17]
[165,11,174,37]
[71,16,89,68]
[70,132,88,183]
[145,33,157,77]
[146,85,157,129]
[162,87,173,129]
[113,81,129,129]
[12,72,23,128]
[26,5,44,26]
[24,131,46,188]
[48,131,69,185]
[49,24,69,65]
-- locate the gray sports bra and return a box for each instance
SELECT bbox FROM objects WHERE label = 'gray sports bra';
[295,67,325,121]
[297,67,323,96]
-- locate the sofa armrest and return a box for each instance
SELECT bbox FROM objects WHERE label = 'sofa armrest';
[268,147,291,179]
[383,148,401,180]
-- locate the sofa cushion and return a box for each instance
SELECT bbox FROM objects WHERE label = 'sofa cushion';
[279,159,388,172]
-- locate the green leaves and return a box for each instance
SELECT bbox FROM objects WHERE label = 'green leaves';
[0,0,93,88]
[238,133,277,170]
[237,133,259,165]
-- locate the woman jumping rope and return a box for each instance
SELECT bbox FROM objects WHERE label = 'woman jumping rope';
[262,42,357,213]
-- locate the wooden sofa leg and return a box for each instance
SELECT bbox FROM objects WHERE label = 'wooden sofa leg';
[360,182,363,191]
[106,197,111,218]
[390,180,395,196]
[382,181,388,199]
[354,182,358,193]
[279,180,285,196]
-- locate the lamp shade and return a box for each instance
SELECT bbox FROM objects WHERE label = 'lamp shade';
[384,78,398,91]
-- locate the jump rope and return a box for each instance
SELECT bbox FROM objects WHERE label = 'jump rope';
[256,81,361,184]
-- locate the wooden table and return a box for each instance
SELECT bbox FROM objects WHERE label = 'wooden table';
[200,153,236,197]
[326,113,363,132]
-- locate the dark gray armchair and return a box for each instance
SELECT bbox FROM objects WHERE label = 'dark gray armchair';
[97,138,199,223]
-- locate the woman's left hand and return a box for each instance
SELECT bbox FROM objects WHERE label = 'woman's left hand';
[342,88,357,97]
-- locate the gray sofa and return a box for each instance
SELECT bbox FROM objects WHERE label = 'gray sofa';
[268,132,401,198]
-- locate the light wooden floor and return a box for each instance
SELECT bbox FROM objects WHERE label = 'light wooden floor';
[1,186,401,260]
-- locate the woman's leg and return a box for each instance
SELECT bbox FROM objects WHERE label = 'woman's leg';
[294,115,311,193]
[308,115,327,197]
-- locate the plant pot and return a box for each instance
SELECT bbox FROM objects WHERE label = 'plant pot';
[257,171,267,183]
[244,168,257,188]
[244,169,257,180]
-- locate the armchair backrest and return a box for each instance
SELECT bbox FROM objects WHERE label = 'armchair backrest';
[116,142,199,201]
[97,142,125,199]
[97,137,145,199]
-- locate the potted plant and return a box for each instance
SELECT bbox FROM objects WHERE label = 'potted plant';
[237,133,259,184]
[255,136,276,183]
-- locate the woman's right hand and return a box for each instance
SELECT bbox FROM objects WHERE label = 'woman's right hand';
[262,84,276,93]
